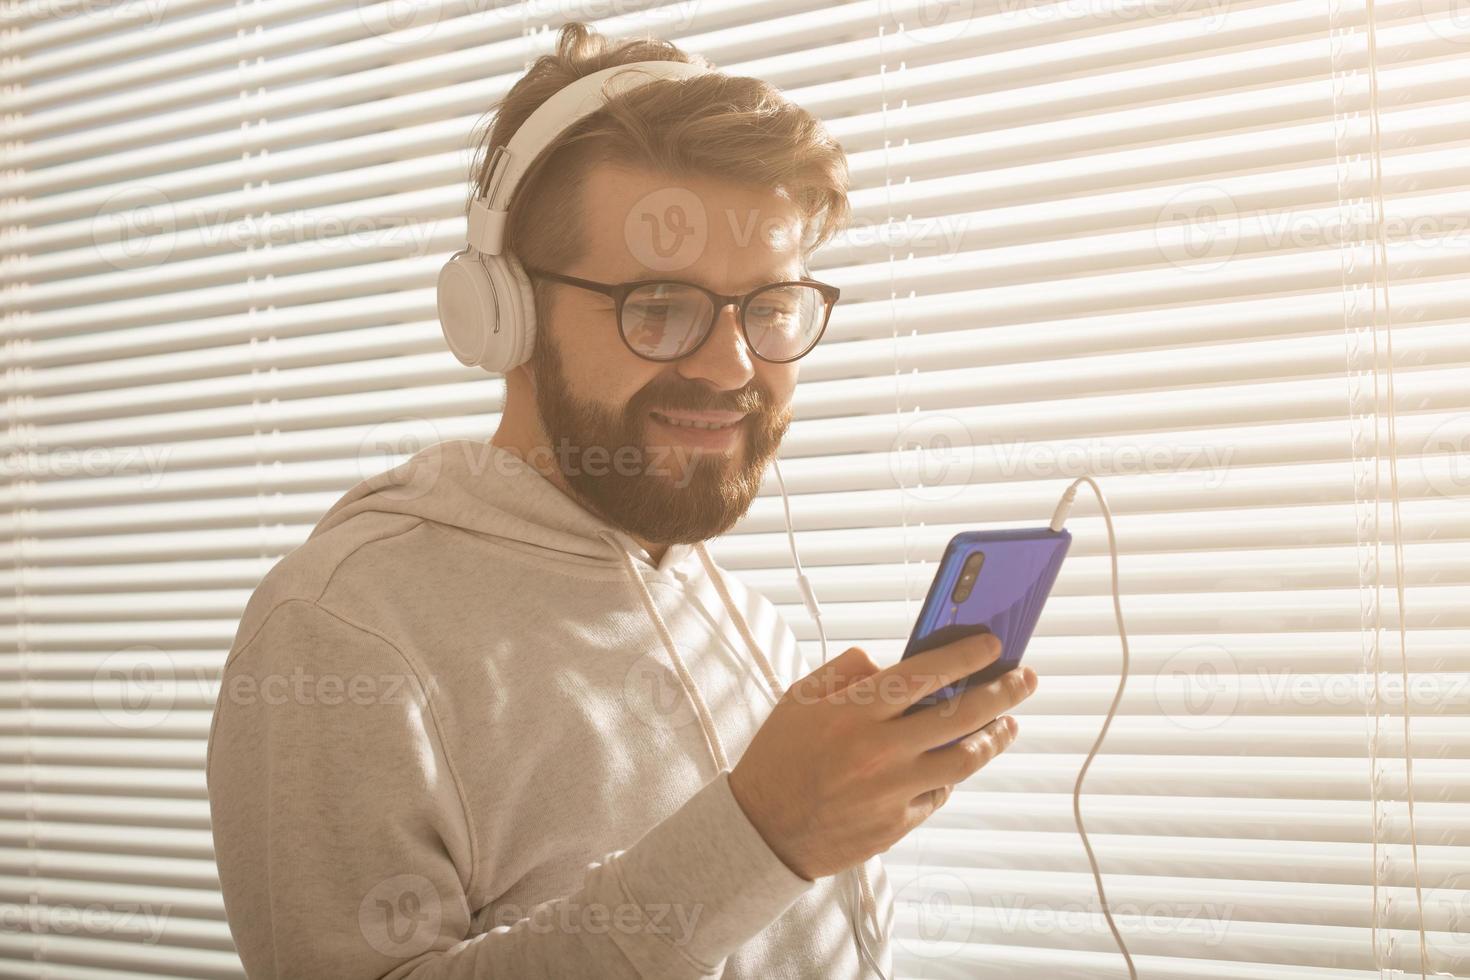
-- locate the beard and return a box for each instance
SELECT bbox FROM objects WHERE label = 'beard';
[528,323,793,545]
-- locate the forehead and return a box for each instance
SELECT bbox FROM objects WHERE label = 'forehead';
[577,163,806,289]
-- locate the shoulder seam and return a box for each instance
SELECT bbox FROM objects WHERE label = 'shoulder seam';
[210,592,482,900]
[317,517,429,597]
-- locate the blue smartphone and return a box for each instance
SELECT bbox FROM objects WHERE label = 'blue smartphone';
[899,527,1071,739]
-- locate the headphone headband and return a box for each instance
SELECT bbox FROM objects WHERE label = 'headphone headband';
[466,59,711,257]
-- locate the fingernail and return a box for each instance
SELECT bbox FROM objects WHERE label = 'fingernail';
[1022,667,1037,694]
[1004,715,1018,736]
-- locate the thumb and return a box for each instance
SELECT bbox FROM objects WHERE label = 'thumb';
[787,646,882,705]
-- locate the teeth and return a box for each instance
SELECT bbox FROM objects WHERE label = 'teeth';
[652,411,737,430]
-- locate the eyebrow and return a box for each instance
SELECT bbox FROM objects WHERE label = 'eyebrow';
[628,267,806,292]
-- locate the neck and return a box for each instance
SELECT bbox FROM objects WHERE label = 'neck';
[488,429,669,567]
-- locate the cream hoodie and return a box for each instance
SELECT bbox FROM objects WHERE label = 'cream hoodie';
[206,437,895,979]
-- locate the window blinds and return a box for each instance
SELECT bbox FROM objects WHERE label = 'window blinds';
[1,1,1466,977]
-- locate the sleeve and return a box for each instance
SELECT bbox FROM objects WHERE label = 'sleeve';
[205,598,814,980]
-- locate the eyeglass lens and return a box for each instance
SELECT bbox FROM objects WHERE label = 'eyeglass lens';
[621,282,826,362]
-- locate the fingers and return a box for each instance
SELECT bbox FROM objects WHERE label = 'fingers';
[893,664,1037,752]
[910,783,954,817]
[907,714,1020,798]
[785,645,882,706]
[858,632,1004,720]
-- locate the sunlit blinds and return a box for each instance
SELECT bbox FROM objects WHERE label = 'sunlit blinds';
[1,0,1466,977]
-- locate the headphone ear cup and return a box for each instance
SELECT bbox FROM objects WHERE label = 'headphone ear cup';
[436,250,500,369]
[476,253,533,374]
[502,252,537,371]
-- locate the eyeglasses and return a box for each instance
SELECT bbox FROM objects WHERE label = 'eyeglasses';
[521,264,840,364]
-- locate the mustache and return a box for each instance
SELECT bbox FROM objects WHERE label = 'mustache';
[633,386,766,417]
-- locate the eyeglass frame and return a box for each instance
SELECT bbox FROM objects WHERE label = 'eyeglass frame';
[519,263,841,364]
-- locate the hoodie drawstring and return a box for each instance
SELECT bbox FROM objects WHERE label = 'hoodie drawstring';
[596,530,882,949]
[694,540,884,943]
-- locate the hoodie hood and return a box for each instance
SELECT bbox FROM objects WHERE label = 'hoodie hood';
[309,437,699,578]
[307,436,771,766]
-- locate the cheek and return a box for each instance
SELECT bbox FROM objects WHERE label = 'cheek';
[762,364,799,408]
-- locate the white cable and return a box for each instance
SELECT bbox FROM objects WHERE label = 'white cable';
[1050,475,1137,979]
[777,462,1141,978]
[772,457,893,980]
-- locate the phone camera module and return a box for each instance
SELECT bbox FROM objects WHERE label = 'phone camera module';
[950,550,985,603]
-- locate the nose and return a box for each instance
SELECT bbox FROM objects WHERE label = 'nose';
[678,301,755,390]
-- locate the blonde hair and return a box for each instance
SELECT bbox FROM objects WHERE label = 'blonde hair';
[464,22,852,313]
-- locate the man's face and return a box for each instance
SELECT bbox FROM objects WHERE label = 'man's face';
[525,164,807,545]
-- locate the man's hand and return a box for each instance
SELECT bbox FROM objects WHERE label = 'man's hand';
[728,633,1036,880]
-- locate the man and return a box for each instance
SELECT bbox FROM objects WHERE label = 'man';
[206,22,1035,979]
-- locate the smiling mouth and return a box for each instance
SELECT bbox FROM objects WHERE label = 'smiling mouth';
[647,410,746,431]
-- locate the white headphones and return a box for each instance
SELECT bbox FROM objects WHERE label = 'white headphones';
[437,60,712,374]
